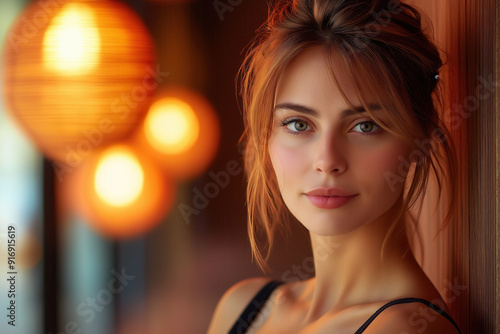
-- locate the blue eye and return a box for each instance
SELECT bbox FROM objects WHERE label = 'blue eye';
[352,121,381,134]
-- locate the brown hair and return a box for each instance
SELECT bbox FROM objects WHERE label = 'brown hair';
[238,0,457,271]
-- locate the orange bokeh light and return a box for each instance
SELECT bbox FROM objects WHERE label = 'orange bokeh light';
[67,144,175,238]
[43,2,101,75]
[2,0,155,163]
[93,147,145,207]
[144,98,200,155]
[137,87,220,180]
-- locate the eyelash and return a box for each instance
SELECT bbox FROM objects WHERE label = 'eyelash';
[351,121,382,136]
[280,117,311,135]
[279,117,382,136]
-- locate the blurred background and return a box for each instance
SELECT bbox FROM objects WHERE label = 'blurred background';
[0,0,314,333]
[6,0,496,332]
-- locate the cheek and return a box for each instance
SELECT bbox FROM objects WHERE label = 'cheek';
[269,136,310,187]
[355,142,409,193]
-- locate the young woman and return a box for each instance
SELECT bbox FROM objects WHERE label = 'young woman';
[208,0,461,333]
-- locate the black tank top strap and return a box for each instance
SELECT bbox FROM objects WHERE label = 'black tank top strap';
[354,297,461,334]
[228,285,461,334]
[228,280,283,334]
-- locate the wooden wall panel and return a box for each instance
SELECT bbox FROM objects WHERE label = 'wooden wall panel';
[412,0,499,332]
[496,0,500,329]
[411,0,469,331]
[465,0,497,332]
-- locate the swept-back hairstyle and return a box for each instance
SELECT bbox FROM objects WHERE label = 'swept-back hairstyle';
[239,0,457,271]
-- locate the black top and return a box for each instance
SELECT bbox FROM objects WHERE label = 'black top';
[228,280,461,334]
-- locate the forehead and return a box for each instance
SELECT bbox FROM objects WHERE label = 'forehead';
[275,47,374,108]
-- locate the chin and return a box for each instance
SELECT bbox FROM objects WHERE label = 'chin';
[297,214,367,236]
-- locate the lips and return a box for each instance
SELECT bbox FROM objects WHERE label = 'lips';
[304,188,357,209]
[305,188,355,197]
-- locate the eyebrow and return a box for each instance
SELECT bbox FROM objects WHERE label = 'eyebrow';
[273,102,381,118]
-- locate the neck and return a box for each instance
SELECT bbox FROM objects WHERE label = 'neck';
[304,212,421,322]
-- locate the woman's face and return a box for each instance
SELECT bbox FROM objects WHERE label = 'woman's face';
[269,48,410,236]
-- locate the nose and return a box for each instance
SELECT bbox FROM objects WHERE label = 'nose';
[314,134,347,174]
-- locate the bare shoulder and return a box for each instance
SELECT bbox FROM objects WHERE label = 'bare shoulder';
[364,300,461,334]
[207,277,274,334]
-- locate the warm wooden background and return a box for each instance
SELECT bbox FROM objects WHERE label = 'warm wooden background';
[413,0,499,333]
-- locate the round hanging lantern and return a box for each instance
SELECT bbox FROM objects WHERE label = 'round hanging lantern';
[68,143,175,238]
[136,87,220,180]
[1,0,156,163]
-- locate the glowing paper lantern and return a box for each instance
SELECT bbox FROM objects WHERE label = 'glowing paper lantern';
[137,87,220,180]
[2,0,156,163]
[69,144,175,238]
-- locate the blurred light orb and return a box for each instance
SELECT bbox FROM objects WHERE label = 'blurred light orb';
[94,148,144,207]
[2,0,155,163]
[139,87,220,180]
[72,144,175,238]
[43,3,101,75]
[145,98,200,155]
